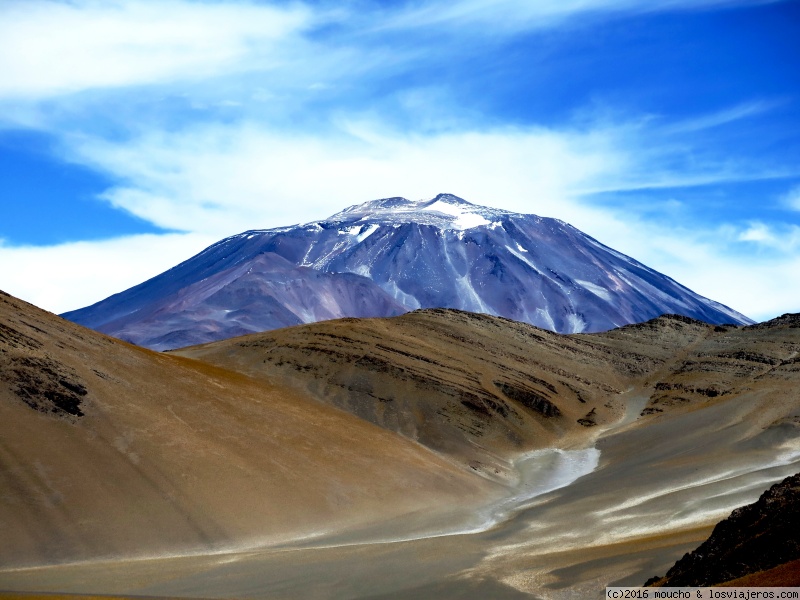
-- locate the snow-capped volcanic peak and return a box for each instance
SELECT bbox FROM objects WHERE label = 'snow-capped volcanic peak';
[326,193,508,230]
[421,197,491,229]
[62,192,753,351]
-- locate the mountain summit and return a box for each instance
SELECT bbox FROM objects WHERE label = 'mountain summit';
[63,193,752,350]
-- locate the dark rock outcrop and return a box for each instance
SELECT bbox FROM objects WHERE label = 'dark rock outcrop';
[1,355,88,417]
[648,473,800,586]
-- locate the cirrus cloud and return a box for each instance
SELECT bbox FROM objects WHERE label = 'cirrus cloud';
[0,0,312,99]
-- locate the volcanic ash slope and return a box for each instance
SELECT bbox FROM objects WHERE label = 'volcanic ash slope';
[0,290,498,568]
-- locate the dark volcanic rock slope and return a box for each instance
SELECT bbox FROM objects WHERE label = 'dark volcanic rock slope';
[63,194,752,350]
[648,472,800,586]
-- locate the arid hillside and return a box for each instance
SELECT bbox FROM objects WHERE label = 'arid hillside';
[594,313,800,421]
[177,309,800,479]
[177,309,636,480]
[3,297,800,599]
[0,291,498,568]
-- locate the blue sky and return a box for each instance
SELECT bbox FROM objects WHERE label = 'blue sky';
[1,0,799,320]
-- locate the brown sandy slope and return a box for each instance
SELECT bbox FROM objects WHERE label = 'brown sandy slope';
[3,305,800,598]
[174,309,640,480]
[0,595,186,600]
[176,310,800,478]
[602,314,800,421]
[0,291,497,569]
[144,309,800,597]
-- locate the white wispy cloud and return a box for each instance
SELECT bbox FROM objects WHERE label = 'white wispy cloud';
[63,105,793,237]
[737,222,800,250]
[0,0,775,102]
[659,100,783,135]
[65,120,629,236]
[0,233,216,314]
[661,250,800,323]
[782,185,800,211]
[0,0,796,320]
[0,0,312,99]
[378,0,777,33]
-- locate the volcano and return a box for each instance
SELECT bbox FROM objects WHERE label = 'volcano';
[63,193,751,350]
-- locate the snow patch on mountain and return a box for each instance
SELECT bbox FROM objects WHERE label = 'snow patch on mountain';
[423,199,491,229]
[356,224,380,242]
[566,313,587,333]
[506,245,545,276]
[576,280,612,302]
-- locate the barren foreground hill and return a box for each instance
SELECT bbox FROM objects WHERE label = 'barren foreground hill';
[2,294,800,598]
[0,291,497,568]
